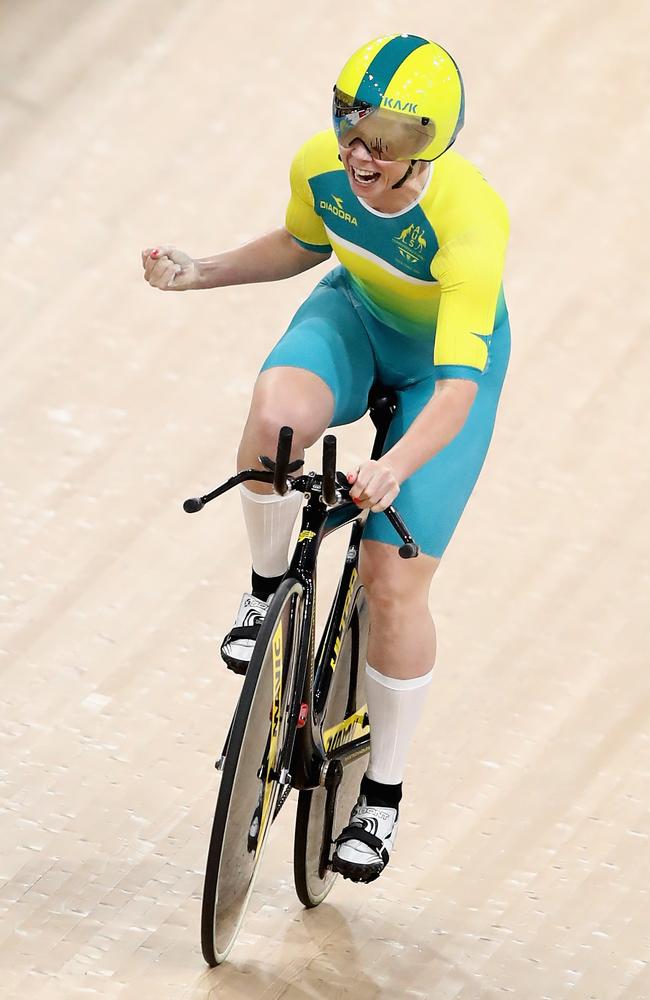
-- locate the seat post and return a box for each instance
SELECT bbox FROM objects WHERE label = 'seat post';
[367,383,398,461]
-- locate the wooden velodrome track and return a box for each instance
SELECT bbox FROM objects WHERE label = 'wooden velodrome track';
[2,1,649,997]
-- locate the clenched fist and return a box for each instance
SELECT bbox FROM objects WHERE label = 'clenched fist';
[141,245,199,291]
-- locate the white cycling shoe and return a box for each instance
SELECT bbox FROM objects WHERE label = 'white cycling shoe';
[220,593,269,675]
[331,795,399,883]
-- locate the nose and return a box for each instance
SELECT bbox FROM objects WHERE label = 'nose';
[348,138,374,162]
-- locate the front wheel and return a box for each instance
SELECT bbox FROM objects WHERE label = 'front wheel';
[201,578,304,965]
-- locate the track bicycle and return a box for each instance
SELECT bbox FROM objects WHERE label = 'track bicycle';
[183,384,420,966]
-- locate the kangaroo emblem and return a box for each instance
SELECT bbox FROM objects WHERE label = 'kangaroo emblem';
[393,222,428,272]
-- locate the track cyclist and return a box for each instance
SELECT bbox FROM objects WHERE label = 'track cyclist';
[142,34,510,884]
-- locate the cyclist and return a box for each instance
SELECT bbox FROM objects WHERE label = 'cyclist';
[142,34,510,884]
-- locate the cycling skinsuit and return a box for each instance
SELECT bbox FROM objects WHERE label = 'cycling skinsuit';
[261,129,511,558]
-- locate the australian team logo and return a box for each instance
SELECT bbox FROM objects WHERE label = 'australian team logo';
[319,194,358,227]
[393,223,428,268]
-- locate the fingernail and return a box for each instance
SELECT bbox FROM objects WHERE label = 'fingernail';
[347,474,354,482]
[151,249,159,258]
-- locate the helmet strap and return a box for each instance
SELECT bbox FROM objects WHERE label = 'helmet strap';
[391,160,416,190]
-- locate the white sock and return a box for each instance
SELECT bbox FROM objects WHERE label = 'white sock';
[239,484,303,579]
[365,663,434,785]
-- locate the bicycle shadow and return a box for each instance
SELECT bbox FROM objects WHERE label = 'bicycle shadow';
[188,888,503,1000]
[199,895,488,1000]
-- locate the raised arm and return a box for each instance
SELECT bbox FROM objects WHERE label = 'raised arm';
[142,227,331,292]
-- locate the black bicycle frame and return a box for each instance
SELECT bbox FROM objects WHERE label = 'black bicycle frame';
[281,388,398,792]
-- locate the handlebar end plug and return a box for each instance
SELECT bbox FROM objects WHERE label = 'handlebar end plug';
[183,497,204,513]
[398,542,419,559]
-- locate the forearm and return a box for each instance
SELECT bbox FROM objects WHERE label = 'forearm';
[194,227,329,289]
[386,380,478,482]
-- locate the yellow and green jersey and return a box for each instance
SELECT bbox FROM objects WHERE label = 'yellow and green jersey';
[285,130,509,381]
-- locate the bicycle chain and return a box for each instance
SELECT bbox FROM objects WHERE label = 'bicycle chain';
[274,783,292,819]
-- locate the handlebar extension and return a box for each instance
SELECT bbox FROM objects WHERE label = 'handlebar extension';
[322,435,337,506]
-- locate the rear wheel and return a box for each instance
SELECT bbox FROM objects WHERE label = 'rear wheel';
[293,589,370,907]
[201,578,304,965]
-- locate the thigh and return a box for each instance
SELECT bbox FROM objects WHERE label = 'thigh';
[260,268,377,427]
[363,316,512,558]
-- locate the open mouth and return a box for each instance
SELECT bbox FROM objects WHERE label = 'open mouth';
[350,164,381,187]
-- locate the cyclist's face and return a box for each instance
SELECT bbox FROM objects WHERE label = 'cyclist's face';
[338,139,413,201]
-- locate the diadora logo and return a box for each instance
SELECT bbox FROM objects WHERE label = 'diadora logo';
[319,194,358,226]
[381,97,419,113]
[393,223,428,268]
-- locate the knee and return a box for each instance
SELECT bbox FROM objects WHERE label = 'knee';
[363,572,422,619]
[360,543,437,619]
[243,373,333,456]
[245,398,323,455]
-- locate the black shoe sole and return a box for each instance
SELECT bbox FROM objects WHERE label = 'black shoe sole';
[331,854,385,884]
[220,650,248,676]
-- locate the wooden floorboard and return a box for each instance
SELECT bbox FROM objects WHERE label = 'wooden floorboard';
[2,1,649,997]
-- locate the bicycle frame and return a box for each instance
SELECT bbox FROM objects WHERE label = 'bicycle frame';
[278,388,400,793]
[282,487,368,791]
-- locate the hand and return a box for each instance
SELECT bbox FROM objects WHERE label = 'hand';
[141,245,199,291]
[347,458,400,513]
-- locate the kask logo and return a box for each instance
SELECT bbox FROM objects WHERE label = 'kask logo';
[381,97,419,113]
[320,194,358,226]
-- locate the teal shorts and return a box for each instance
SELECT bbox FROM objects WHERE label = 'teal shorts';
[261,267,510,558]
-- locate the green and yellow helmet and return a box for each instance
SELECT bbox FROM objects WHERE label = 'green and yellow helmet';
[333,34,465,162]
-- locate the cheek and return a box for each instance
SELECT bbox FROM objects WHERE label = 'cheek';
[385,165,406,184]
[371,161,400,185]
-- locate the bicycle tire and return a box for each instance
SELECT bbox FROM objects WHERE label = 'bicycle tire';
[293,589,370,907]
[201,577,304,965]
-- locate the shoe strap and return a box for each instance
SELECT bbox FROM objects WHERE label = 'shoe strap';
[335,825,384,853]
[225,624,262,642]
[335,826,390,867]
